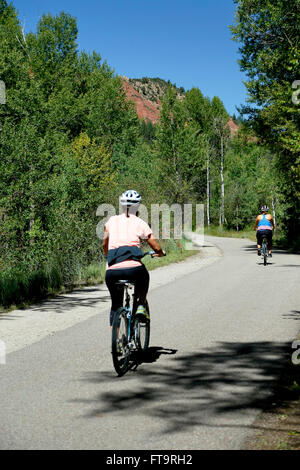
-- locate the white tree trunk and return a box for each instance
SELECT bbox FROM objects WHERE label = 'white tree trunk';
[272,195,276,230]
[206,155,210,228]
[220,137,225,226]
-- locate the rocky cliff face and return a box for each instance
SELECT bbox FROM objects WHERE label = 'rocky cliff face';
[128,77,185,104]
[227,117,239,137]
[122,77,160,123]
[122,76,239,137]
[122,76,184,124]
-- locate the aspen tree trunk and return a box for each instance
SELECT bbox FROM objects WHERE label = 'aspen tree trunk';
[220,136,225,226]
[206,154,210,228]
[272,195,276,231]
[171,126,181,200]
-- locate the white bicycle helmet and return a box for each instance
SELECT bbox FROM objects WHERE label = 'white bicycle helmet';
[261,204,269,212]
[120,190,142,206]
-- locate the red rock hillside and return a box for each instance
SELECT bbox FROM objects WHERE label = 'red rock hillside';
[122,77,240,137]
[122,77,160,123]
[227,117,239,137]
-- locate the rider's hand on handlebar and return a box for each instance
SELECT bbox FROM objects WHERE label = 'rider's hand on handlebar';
[152,250,166,258]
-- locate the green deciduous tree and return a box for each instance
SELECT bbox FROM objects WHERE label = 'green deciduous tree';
[0,4,141,299]
[156,86,206,204]
[231,0,300,245]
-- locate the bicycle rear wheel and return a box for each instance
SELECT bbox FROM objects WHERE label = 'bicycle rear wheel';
[262,239,267,266]
[111,307,130,376]
[134,302,150,352]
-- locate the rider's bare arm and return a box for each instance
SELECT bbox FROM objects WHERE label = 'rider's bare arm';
[147,234,166,257]
[269,215,275,229]
[102,230,165,257]
[254,216,260,230]
[102,227,109,256]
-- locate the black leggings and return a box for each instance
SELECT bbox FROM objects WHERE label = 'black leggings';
[256,230,272,249]
[105,265,150,325]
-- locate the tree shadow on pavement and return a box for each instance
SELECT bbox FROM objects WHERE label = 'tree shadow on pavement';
[273,265,300,268]
[283,311,300,320]
[0,314,21,320]
[27,287,110,314]
[243,244,296,256]
[73,340,300,435]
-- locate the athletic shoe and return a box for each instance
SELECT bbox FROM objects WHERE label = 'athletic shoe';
[258,249,261,256]
[268,253,272,258]
[116,339,123,355]
[136,305,150,323]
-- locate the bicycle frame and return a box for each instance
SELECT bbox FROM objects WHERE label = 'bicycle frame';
[261,237,268,265]
[121,283,137,349]
[262,237,268,252]
[118,250,154,342]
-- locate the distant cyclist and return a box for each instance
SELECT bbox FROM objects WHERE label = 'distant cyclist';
[102,190,165,327]
[254,205,275,257]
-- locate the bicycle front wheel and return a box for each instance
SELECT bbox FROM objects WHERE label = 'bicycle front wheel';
[111,308,130,376]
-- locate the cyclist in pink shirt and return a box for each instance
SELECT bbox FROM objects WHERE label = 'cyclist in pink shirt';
[102,190,165,326]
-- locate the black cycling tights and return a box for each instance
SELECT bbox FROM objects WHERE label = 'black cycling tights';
[105,265,150,326]
[256,229,273,249]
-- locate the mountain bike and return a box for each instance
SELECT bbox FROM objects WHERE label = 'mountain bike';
[111,251,156,376]
[261,236,268,266]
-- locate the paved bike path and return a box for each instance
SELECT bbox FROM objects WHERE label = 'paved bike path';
[0,236,300,449]
[0,240,220,355]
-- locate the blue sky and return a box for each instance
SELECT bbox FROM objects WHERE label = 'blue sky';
[12,0,248,115]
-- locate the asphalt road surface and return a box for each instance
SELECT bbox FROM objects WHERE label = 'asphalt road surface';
[1,236,300,450]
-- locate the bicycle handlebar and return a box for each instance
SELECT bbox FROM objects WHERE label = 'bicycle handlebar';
[142,250,166,258]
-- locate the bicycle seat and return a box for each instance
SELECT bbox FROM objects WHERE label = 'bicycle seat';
[116,280,135,287]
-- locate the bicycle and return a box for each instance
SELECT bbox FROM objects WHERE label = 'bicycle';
[111,251,156,376]
[261,236,268,266]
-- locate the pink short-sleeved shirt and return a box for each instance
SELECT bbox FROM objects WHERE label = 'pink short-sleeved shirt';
[105,214,153,270]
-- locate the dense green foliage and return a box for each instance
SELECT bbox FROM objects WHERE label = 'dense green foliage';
[0,1,292,308]
[0,2,138,305]
[230,0,300,245]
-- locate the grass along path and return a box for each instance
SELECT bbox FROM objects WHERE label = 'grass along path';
[0,238,197,313]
